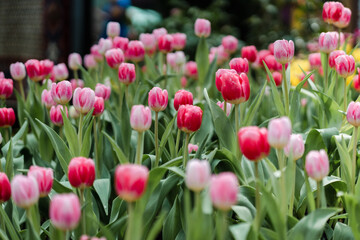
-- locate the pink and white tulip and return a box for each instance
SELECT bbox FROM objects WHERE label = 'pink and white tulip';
[73,87,96,114]
[210,172,238,211]
[28,166,53,197]
[185,159,211,192]
[130,105,152,132]
[11,175,39,209]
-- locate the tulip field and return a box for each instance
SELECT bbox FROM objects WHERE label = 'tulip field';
[1,1,360,240]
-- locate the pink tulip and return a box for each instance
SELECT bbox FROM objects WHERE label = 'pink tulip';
[11,175,39,208]
[153,28,168,41]
[319,32,338,53]
[222,35,238,53]
[172,33,187,50]
[181,76,187,88]
[50,193,81,230]
[130,105,152,132]
[309,53,322,69]
[25,59,43,82]
[107,21,120,38]
[329,50,346,69]
[68,157,95,189]
[90,44,103,62]
[51,81,72,105]
[194,18,211,38]
[211,46,229,65]
[241,45,257,63]
[115,164,149,202]
[98,38,113,55]
[307,42,320,52]
[188,144,199,153]
[0,79,13,99]
[305,150,329,181]
[173,90,193,111]
[266,71,282,86]
[28,166,53,197]
[113,37,129,52]
[322,1,344,24]
[215,69,237,92]
[335,55,355,78]
[68,53,82,71]
[139,33,157,55]
[267,117,292,149]
[73,87,96,114]
[217,101,232,116]
[238,126,270,161]
[334,7,351,28]
[105,48,124,68]
[0,72,4,78]
[158,34,173,53]
[177,105,203,133]
[185,159,211,192]
[219,72,250,104]
[95,83,111,100]
[268,43,275,54]
[184,61,198,79]
[41,89,56,109]
[41,59,54,77]
[229,58,249,74]
[210,172,238,211]
[10,62,26,81]
[70,79,84,92]
[50,105,68,126]
[284,134,305,161]
[0,108,16,128]
[274,39,294,64]
[53,63,69,81]
[347,101,360,127]
[118,63,136,85]
[92,96,105,116]
[0,173,11,203]
[126,40,145,62]
[84,54,98,69]
[148,87,168,112]
[167,51,186,71]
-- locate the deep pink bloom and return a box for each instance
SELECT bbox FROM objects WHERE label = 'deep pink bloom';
[329,50,346,69]
[41,59,54,77]
[68,157,95,189]
[309,53,322,69]
[126,40,145,62]
[322,1,344,24]
[105,48,124,68]
[28,166,53,197]
[50,105,68,126]
[174,90,193,111]
[158,34,173,53]
[177,105,203,133]
[335,55,355,78]
[118,63,136,85]
[0,173,11,203]
[319,32,338,53]
[148,87,168,112]
[0,78,13,99]
[51,81,73,105]
[267,71,282,86]
[113,37,129,52]
[152,28,168,42]
[334,7,351,28]
[220,72,250,104]
[238,126,270,161]
[0,108,16,127]
[25,59,43,82]
[92,96,105,116]
[241,45,257,62]
[184,61,198,79]
[229,57,249,74]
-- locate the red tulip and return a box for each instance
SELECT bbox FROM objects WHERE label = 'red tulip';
[238,126,270,161]
[68,157,95,189]
[177,105,203,133]
[173,90,193,111]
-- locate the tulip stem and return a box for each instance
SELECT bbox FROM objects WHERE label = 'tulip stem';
[277,149,287,219]
[125,202,134,240]
[216,211,228,240]
[324,54,329,92]
[94,117,100,178]
[19,80,25,100]
[344,78,347,112]
[175,129,181,157]
[135,131,144,165]
[80,189,86,234]
[352,126,358,194]
[74,70,79,81]
[282,64,290,116]
[183,133,190,168]
[154,112,160,167]
[125,85,129,107]
[224,101,227,116]
[78,114,84,150]
[288,161,296,217]
[316,181,322,209]
[254,161,261,234]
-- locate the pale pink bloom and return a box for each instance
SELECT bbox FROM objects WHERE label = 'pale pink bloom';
[68,53,82,71]
[284,134,305,161]
[185,159,211,192]
[50,193,81,230]
[10,62,26,81]
[335,55,355,78]
[139,33,157,55]
[28,166,53,197]
[319,32,338,53]
[118,63,136,85]
[334,7,351,28]
[347,101,360,127]
[107,21,120,38]
[222,35,238,53]
[305,150,329,181]
[194,18,211,38]
[130,105,152,132]
[84,54,98,69]
[273,39,294,64]
[188,144,199,153]
[216,101,232,116]
[210,172,238,211]
[98,38,113,55]
[53,63,69,81]
[172,33,187,50]
[73,87,95,114]
[70,79,85,92]
[95,83,111,101]
[41,89,56,109]
[267,117,292,149]
[148,87,168,112]
[11,175,39,208]
[51,81,72,105]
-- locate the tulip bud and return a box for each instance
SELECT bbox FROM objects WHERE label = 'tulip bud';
[126,40,145,62]
[10,62,26,81]
[172,33,187,50]
[185,159,210,192]
[73,87,95,114]
[222,35,238,54]
[241,45,258,63]
[220,72,250,104]
[41,89,56,109]
[153,28,167,41]
[68,157,95,189]
[0,173,11,203]
[25,59,43,82]
[229,58,249,74]
[188,144,199,153]
[346,101,360,127]
[309,53,322,69]
[273,39,294,64]
[148,87,168,112]
[194,18,211,38]
[177,105,203,133]
[215,69,237,92]
[319,32,338,53]
[84,54,98,69]
[70,79,84,92]
[184,61,198,79]
[115,164,149,202]
[68,53,82,71]
[113,37,129,52]
[0,78,13,99]
[322,1,344,24]
[305,150,329,181]
[211,46,230,65]
[98,38,113,55]
[93,96,105,116]
[53,63,69,81]
[334,7,351,28]
[107,21,120,38]
[139,33,157,56]
[50,105,68,126]
[28,166,53,197]
[158,34,173,53]
[51,81,73,105]
[130,105,152,132]
[173,90,193,111]
[238,126,270,161]
[90,45,103,62]
[216,101,232,116]
[69,105,80,119]
[105,48,124,68]
[0,108,16,127]
[181,76,187,88]
[50,193,81,230]
[335,55,355,78]
[284,134,305,161]
[267,117,292,149]
[210,172,238,211]
[11,175,39,208]
[267,71,282,86]
[118,63,136,85]
[95,83,111,101]
[329,50,346,69]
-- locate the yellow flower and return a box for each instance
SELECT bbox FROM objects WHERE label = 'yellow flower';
[352,48,360,62]
[290,59,310,86]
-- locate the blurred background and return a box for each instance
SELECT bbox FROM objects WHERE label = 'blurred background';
[0,0,358,74]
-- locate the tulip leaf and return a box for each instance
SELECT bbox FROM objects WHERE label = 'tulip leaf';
[333,222,354,240]
[335,137,352,193]
[52,179,73,193]
[162,196,181,240]
[79,65,96,89]
[1,120,28,156]
[344,194,360,239]
[195,37,209,88]
[102,131,129,164]
[204,56,218,89]
[230,222,252,240]
[0,206,20,240]
[14,90,26,126]
[60,109,78,157]
[80,118,93,157]
[243,80,267,126]
[159,115,176,162]
[145,54,160,79]
[93,179,110,215]
[5,140,13,180]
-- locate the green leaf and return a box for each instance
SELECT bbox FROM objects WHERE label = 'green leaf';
[120,95,131,157]
[159,115,176,161]
[60,109,79,156]
[79,65,96,89]
[335,137,352,193]
[333,222,354,240]
[243,80,267,126]
[0,204,20,240]
[93,179,110,215]
[1,120,28,155]
[163,197,181,240]
[204,56,218,89]
[195,37,209,86]
[102,131,129,164]
[144,54,160,80]
[52,179,74,193]
[80,118,93,157]
[146,212,166,240]
[230,223,252,240]
[14,90,26,126]
[344,194,360,239]
[5,140,13,180]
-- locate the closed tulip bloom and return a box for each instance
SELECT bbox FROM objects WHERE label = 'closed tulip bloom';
[177,105,203,133]
[263,55,279,72]
[139,33,157,55]
[334,7,351,28]
[284,134,305,161]
[255,49,272,68]
[353,70,360,92]
[0,173,11,203]
[229,58,249,74]
[126,40,145,62]
[0,78,13,99]
[184,61,198,79]
[118,63,136,85]
[153,28,168,41]
[268,43,275,54]
[10,62,26,81]
[329,50,346,69]
[68,53,82,71]
[92,97,105,116]
[41,89,56,109]
[210,172,238,211]
[267,117,292,149]
[267,71,282,86]
[238,126,270,161]
[335,55,355,78]
[181,76,187,88]
[172,33,187,50]
[73,87,95,114]
[158,34,173,53]
[50,193,81,231]
[274,39,294,64]
[188,144,199,153]
[70,79,84,92]
[68,157,95,189]
[107,21,120,38]
[211,46,230,65]
[50,105,68,126]
[185,159,210,192]
[319,32,338,53]
[90,44,103,62]
[98,38,113,55]
[25,59,43,82]
[113,37,129,52]
[217,101,232,116]
[130,105,152,132]
[84,54,98,69]
[41,59,54,77]
[11,175,39,208]
[194,18,211,38]
[309,53,322,69]
[215,69,237,92]
[305,150,329,181]
[221,72,250,104]
[53,63,69,81]
[69,106,80,119]
[241,45,258,63]
[28,166,53,197]
[105,48,124,68]
[95,83,111,100]
[347,101,360,127]
[51,81,72,105]
[148,87,168,112]
[0,108,16,127]
[173,90,193,111]
[222,35,238,53]
[322,1,344,24]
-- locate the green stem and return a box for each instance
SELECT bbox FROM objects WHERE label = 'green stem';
[78,114,84,150]
[175,129,181,157]
[183,133,190,168]
[254,161,261,233]
[216,211,228,240]
[19,80,25,101]
[0,204,5,233]
[80,189,86,234]
[352,126,358,194]
[100,60,104,83]
[125,85,129,108]
[277,149,287,220]
[344,78,347,112]
[288,161,296,216]
[324,54,329,92]
[316,181,322,209]
[154,112,160,167]
[125,202,134,240]
[94,117,100,178]
[135,131,144,165]
[224,101,227,116]
[235,104,240,163]
[74,70,79,81]
[163,53,167,89]
[334,72,338,101]
[282,64,290,116]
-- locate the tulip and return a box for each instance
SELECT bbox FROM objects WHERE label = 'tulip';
[68,157,95,189]
[322,1,344,24]
[105,48,124,68]
[309,53,322,69]
[305,150,329,181]
[194,18,211,38]
[49,193,81,231]
[92,96,104,117]
[184,61,198,79]
[229,58,249,74]
[215,69,237,92]
[98,38,113,55]
[263,55,280,72]
[0,108,16,127]
[41,59,54,78]
[219,72,250,105]
[0,173,11,203]
[222,35,238,54]
[118,63,136,86]
[73,87,96,115]
[107,21,120,38]
[188,144,199,153]
[167,51,186,71]
[95,83,111,101]
[238,126,270,161]
[353,72,360,92]
[68,53,82,71]
[0,72,3,78]
[51,81,72,105]
[319,32,338,53]
[329,50,346,69]
[241,45,257,63]
[217,101,232,117]
[185,159,211,192]
[153,28,167,41]
[274,39,294,64]
[173,90,193,111]
[28,166,53,197]
[130,105,151,132]
[70,79,85,92]
[69,106,80,119]
[113,37,129,52]
[211,46,229,65]
[50,105,68,126]
[148,87,168,112]
[10,62,26,81]
[267,71,282,86]
[284,134,305,161]
[53,63,69,81]
[172,33,187,50]
[209,172,238,211]
[139,33,157,56]
[11,175,39,208]
[181,76,187,88]
[115,164,149,202]
[84,54,98,69]
[90,45,103,62]
[41,89,56,109]
[25,59,43,82]
[158,34,173,53]
[334,7,351,28]
[0,78,13,99]
[126,40,145,62]
[177,105,202,134]
[267,117,292,149]
[335,54,355,78]
[255,49,272,68]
